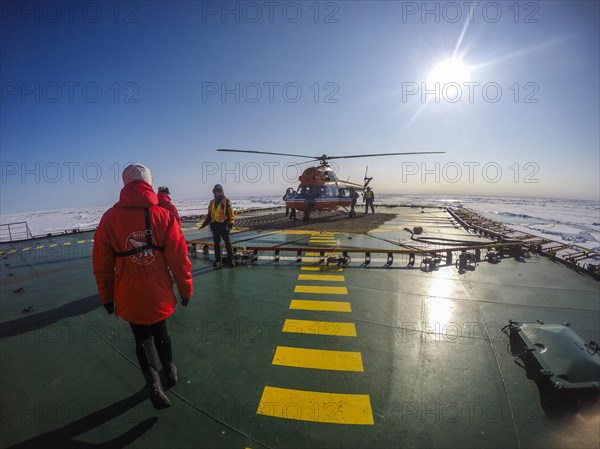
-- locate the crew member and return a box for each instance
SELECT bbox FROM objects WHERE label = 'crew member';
[93,164,193,410]
[350,189,360,217]
[199,184,236,268]
[289,191,297,220]
[283,187,294,216]
[364,186,375,214]
[157,186,181,225]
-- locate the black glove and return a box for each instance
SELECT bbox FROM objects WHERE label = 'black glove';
[103,302,115,314]
[181,297,189,307]
[199,223,206,229]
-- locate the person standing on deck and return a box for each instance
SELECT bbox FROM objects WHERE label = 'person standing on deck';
[157,186,181,225]
[199,184,236,268]
[364,186,375,214]
[283,187,294,217]
[350,189,360,217]
[289,190,297,220]
[93,164,193,410]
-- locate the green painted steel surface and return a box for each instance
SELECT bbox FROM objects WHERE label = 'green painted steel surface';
[1,209,599,448]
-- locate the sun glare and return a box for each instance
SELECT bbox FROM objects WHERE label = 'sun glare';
[427,57,471,85]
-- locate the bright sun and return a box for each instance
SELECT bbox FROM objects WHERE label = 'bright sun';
[427,57,471,85]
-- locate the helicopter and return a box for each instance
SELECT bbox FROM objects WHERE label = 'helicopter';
[217,148,445,220]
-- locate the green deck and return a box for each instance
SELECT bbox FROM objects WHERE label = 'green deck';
[1,208,599,448]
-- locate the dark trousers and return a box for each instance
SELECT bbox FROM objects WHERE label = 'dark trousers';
[129,319,171,373]
[210,222,233,262]
[290,208,296,219]
[365,200,374,214]
[285,206,290,216]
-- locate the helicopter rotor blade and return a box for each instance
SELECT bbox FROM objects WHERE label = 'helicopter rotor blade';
[217,149,317,159]
[285,159,322,168]
[218,149,445,161]
[326,151,445,160]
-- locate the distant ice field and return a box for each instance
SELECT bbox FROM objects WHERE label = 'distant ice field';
[1,194,599,251]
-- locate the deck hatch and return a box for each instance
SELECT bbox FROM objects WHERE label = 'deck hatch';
[507,320,600,390]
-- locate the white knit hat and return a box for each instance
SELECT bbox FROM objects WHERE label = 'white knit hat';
[122,163,152,186]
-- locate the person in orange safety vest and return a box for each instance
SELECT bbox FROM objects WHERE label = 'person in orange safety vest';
[199,184,235,268]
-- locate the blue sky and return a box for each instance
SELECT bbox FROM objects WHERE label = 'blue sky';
[1,1,599,213]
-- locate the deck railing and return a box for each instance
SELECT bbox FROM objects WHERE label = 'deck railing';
[0,221,33,242]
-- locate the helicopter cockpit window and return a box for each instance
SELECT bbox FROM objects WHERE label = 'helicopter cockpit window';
[299,186,315,195]
[324,170,337,182]
[339,189,350,198]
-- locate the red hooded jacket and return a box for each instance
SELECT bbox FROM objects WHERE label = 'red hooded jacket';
[157,191,181,224]
[93,181,193,324]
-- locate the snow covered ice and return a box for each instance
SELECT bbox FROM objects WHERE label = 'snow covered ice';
[1,194,599,253]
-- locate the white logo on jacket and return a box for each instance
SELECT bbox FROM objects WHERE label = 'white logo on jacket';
[125,231,157,265]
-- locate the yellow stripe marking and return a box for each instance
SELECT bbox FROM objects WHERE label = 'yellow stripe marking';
[63,242,71,246]
[77,240,86,244]
[298,274,345,282]
[22,247,31,251]
[295,285,348,295]
[35,245,44,250]
[290,300,351,312]
[0,251,4,255]
[304,252,322,257]
[49,244,58,248]
[273,346,363,372]
[8,250,17,254]
[301,266,344,271]
[283,319,357,337]
[257,386,374,425]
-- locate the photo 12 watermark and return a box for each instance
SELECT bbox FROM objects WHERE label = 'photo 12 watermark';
[1,161,150,185]
[398,320,529,344]
[201,1,340,24]
[201,161,318,185]
[198,160,539,185]
[1,318,121,346]
[201,81,339,104]
[400,1,540,24]
[1,82,140,104]
[0,401,101,424]
[400,162,540,184]
[402,82,540,104]
[0,240,94,264]
[391,400,540,424]
[0,1,140,24]
[197,319,345,345]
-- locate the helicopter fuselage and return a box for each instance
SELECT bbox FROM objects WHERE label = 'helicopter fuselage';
[285,165,364,214]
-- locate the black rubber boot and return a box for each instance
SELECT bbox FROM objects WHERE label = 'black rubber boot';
[143,367,171,410]
[155,336,177,387]
[136,342,171,409]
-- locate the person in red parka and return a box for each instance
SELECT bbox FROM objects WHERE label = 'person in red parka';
[92,163,193,410]
[157,186,181,225]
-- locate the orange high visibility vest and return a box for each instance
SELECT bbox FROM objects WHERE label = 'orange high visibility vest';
[209,198,233,223]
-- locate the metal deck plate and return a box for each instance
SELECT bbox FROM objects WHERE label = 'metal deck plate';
[1,208,599,448]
